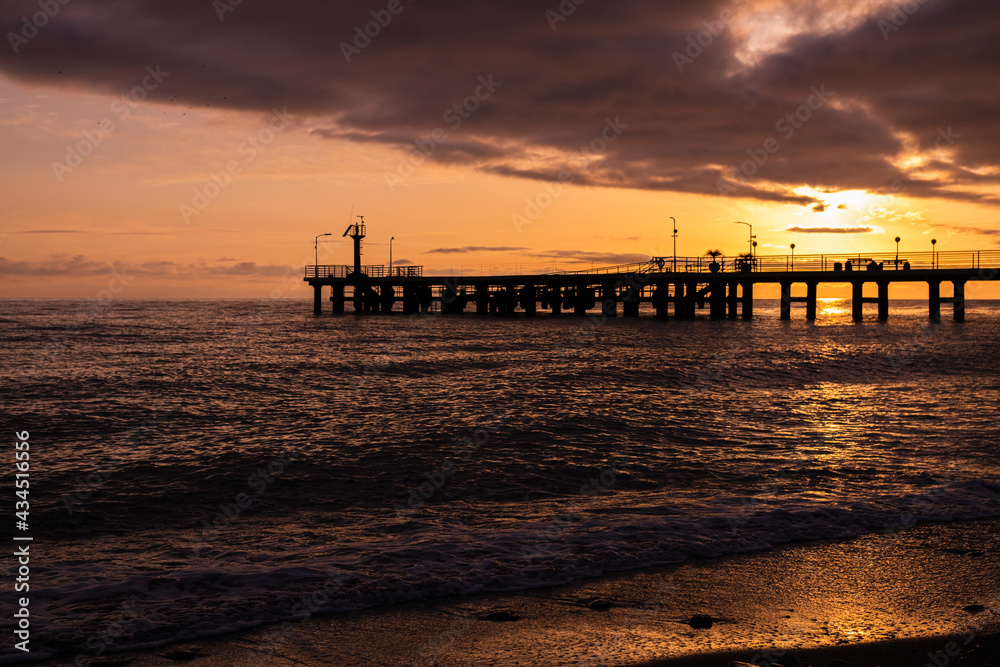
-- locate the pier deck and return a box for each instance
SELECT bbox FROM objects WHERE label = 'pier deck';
[305,250,1000,322]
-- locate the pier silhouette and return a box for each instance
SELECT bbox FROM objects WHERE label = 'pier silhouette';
[306,226,999,322]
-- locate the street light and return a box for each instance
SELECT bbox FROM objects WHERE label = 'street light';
[931,238,937,269]
[734,221,755,259]
[895,236,901,268]
[390,236,395,276]
[670,216,678,272]
[790,243,796,270]
[314,233,332,269]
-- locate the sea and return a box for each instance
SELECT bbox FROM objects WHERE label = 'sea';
[2,298,1000,663]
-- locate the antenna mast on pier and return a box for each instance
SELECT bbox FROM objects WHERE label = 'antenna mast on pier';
[344,215,366,276]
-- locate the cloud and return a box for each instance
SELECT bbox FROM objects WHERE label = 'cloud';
[0,255,294,279]
[425,246,529,254]
[203,261,290,276]
[14,229,87,234]
[0,254,107,276]
[1,0,998,208]
[786,226,874,234]
[9,228,231,236]
[529,249,650,265]
[931,224,1000,238]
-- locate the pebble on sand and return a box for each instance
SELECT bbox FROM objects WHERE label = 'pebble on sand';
[478,611,521,622]
[586,598,613,611]
[159,648,204,661]
[688,614,714,629]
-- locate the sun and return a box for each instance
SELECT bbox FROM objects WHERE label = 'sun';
[791,187,885,218]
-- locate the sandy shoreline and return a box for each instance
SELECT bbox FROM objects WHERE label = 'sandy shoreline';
[37,519,1000,667]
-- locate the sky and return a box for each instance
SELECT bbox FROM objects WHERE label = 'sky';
[1,0,998,298]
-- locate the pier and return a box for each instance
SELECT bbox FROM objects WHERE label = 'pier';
[306,224,999,322]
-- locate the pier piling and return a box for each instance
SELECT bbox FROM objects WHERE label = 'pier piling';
[852,282,864,322]
[313,284,323,315]
[726,281,738,319]
[741,282,754,320]
[806,282,818,320]
[954,280,966,322]
[928,280,941,322]
[878,281,890,321]
[780,282,792,320]
[523,284,537,316]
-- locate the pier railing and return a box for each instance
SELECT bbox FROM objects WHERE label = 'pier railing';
[306,251,997,279]
[554,249,999,276]
[305,265,424,279]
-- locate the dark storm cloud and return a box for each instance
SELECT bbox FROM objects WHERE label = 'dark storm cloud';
[2,0,998,207]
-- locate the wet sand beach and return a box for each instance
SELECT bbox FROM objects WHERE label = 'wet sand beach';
[45,519,1000,667]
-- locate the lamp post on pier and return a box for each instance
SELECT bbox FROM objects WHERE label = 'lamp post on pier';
[895,236,901,268]
[314,233,332,271]
[734,221,755,262]
[931,238,937,269]
[670,217,678,272]
[790,243,796,270]
[390,236,394,277]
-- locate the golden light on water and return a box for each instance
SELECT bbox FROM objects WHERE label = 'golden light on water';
[819,297,850,317]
